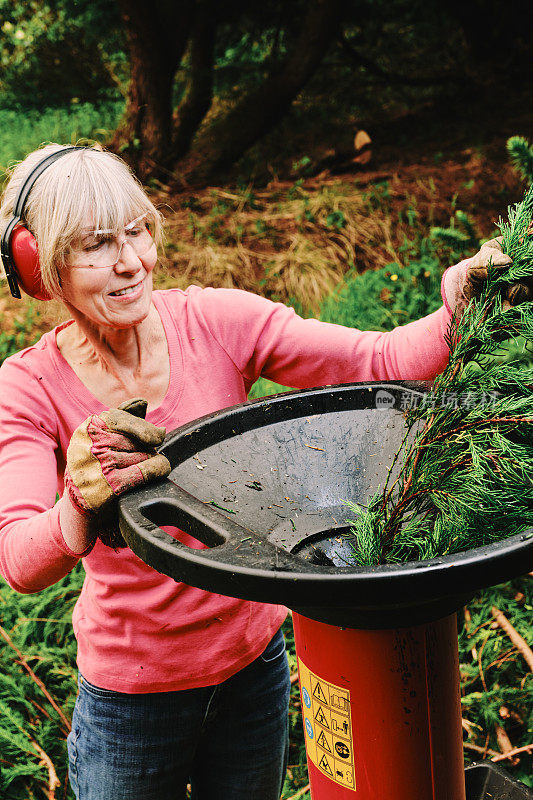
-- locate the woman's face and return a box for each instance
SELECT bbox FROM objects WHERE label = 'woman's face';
[60,216,158,330]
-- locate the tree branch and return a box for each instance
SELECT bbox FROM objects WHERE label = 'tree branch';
[285,783,311,800]
[494,724,517,764]
[491,743,533,763]
[463,742,500,758]
[28,736,60,800]
[491,606,533,672]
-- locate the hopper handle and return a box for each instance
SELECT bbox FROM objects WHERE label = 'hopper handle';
[118,478,301,585]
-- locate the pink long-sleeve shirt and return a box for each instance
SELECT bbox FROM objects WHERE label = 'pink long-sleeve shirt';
[0,285,453,692]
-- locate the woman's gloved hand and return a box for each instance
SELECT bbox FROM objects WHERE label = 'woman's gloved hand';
[442,237,533,317]
[64,399,171,546]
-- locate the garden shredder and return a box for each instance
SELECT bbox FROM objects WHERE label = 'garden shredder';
[119,382,533,800]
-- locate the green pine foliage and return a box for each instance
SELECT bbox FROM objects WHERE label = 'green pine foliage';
[507,136,533,185]
[0,567,83,799]
[431,209,481,257]
[345,185,533,566]
[459,580,533,787]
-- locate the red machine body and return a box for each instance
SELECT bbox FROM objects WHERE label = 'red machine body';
[293,612,466,800]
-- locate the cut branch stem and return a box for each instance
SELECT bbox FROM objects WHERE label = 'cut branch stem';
[28,736,60,799]
[491,606,533,672]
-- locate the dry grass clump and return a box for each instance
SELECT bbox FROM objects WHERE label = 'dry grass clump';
[261,233,345,314]
[269,185,399,271]
[158,231,344,316]
[0,173,465,318]
[161,241,258,293]
[155,167,489,315]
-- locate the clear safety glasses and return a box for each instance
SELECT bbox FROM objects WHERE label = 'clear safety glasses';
[68,214,153,269]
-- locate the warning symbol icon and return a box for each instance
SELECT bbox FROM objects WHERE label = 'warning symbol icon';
[317,730,332,753]
[335,741,350,760]
[314,706,329,728]
[313,681,328,704]
[318,754,333,777]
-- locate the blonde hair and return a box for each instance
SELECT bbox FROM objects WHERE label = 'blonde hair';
[0,144,163,299]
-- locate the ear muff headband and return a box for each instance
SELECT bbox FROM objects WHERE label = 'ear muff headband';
[1,146,89,300]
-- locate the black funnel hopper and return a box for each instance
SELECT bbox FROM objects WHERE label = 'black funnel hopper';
[119,382,533,627]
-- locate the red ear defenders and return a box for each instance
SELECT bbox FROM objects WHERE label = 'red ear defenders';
[0,146,88,300]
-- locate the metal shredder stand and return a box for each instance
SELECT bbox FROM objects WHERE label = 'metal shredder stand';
[119,382,533,800]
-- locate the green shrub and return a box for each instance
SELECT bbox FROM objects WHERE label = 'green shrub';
[320,252,442,332]
[507,136,533,185]
[0,1,123,109]
[0,102,123,176]
[0,568,83,799]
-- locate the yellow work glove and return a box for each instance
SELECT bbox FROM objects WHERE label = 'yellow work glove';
[64,398,171,548]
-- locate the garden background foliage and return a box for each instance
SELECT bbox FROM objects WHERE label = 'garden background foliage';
[1,118,532,800]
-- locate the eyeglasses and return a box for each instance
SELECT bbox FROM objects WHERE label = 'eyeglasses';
[68,214,153,269]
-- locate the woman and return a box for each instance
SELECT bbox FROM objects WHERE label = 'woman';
[0,144,513,800]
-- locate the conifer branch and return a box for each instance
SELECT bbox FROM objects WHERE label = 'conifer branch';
[507,136,533,185]
[0,623,71,735]
[494,724,517,763]
[463,742,500,758]
[346,185,533,565]
[285,783,311,800]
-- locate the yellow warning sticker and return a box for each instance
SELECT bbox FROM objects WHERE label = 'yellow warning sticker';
[298,657,356,791]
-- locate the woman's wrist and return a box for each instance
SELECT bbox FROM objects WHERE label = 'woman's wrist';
[59,494,97,555]
[440,259,471,318]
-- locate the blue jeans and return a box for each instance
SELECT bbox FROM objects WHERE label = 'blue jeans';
[67,628,290,800]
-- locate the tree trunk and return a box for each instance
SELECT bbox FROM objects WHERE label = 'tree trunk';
[175,0,342,186]
[114,0,194,177]
[173,3,217,160]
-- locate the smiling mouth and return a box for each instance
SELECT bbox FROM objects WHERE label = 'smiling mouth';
[109,280,143,297]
